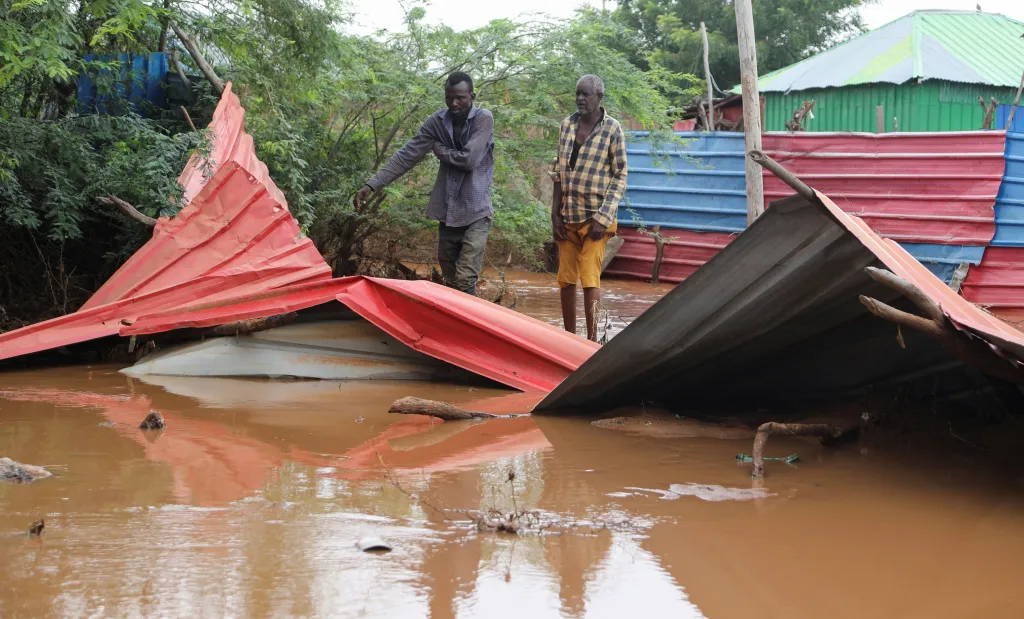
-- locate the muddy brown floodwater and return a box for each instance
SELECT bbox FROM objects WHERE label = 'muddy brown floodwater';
[3,271,1024,618]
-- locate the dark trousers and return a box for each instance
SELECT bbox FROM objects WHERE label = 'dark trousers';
[437,217,491,295]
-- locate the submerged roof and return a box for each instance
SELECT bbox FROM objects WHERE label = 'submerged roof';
[752,10,1024,93]
[538,183,1024,413]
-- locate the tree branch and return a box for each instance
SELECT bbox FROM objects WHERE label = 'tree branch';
[171,49,191,90]
[169,20,224,95]
[98,196,157,227]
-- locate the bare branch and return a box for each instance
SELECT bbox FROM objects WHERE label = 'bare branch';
[98,196,157,227]
[169,20,225,94]
[863,266,945,324]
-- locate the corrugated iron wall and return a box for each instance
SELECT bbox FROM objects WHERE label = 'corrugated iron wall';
[961,127,1024,323]
[610,130,1006,284]
[760,131,1004,245]
[763,82,1019,133]
[608,132,743,283]
[77,53,170,115]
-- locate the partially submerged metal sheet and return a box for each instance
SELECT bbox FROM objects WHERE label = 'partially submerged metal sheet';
[539,188,1024,412]
[123,320,471,381]
[122,276,599,393]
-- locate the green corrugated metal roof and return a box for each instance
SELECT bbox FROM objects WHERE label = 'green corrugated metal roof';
[732,10,1024,93]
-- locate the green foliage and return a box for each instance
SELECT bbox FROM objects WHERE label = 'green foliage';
[614,0,872,100]
[0,0,683,324]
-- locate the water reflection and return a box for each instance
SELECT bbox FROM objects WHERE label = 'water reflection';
[4,366,1024,618]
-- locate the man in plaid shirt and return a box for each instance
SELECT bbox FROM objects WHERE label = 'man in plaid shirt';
[354,72,494,295]
[550,75,628,341]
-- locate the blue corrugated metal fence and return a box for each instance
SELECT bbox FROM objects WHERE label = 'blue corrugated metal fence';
[622,132,747,232]
[77,53,170,115]
[620,131,992,283]
[991,129,1024,247]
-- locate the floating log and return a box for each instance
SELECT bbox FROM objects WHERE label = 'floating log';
[388,397,499,421]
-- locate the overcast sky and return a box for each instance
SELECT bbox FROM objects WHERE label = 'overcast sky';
[345,0,1024,35]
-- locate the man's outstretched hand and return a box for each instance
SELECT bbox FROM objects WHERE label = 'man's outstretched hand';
[353,185,373,211]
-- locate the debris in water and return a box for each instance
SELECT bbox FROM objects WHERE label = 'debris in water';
[139,410,165,430]
[356,536,392,553]
[97,421,116,428]
[625,483,774,502]
[737,453,800,464]
[354,416,365,423]
[0,458,52,483]
[29,519,44,536]
[388,396,503,420]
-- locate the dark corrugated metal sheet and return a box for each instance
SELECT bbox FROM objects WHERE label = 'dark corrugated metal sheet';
[539,188,1024,413]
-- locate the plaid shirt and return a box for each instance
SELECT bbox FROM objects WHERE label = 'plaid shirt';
[551,109,628,228]
[366,105,494,227]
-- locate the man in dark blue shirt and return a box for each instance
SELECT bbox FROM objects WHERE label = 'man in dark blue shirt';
[354,72,495,295]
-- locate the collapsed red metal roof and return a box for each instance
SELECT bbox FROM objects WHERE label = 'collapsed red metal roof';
[122,277,597,392]
[0,84,598,391]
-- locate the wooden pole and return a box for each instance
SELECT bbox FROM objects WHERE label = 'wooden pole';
[701,22,714,131]
[875,105,885,133]
[733,0,764,224]
[1005,69,1024,131]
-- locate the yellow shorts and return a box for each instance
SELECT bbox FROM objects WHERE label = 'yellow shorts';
[557,220,618,289]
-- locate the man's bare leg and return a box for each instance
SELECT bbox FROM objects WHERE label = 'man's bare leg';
[560,285,577,335]
[583,287,601,341]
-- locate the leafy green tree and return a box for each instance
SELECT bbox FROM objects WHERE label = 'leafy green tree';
[0,0,682,327]
[614,0,871,97]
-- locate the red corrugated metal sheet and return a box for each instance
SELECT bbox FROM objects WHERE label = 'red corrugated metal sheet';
[1,83,595,392]
[761,131,1006,245]
[123,276,598,393]
[960,247,1024,326]
[0,82,330,363]
[604,227,736,283]
[85,83,328,309]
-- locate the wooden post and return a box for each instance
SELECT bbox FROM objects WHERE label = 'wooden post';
[733,0,764,224]
[876,105,885,133]
[701,22,714,131]
[1006,70,1024,131]
[651,225,665,285]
